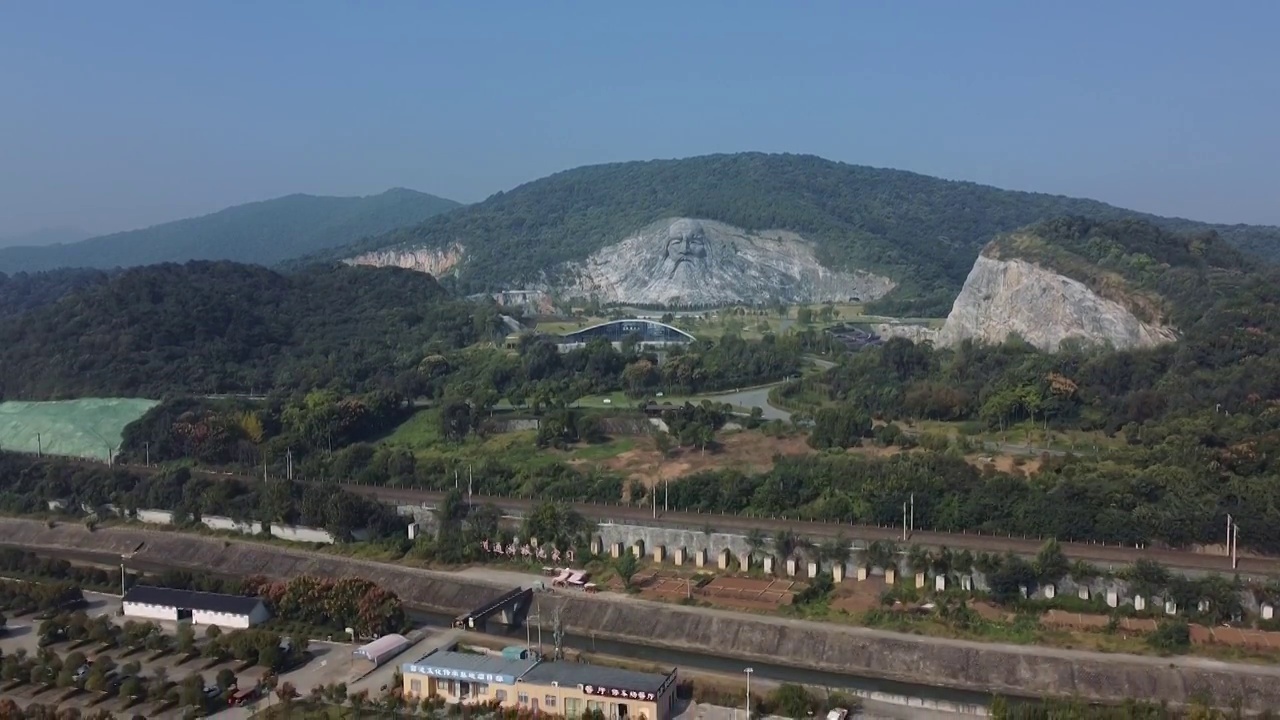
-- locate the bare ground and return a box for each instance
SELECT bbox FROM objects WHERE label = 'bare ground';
[576,430,1039,484]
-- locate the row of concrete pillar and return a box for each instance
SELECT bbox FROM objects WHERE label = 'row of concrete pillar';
[596,538,899,582]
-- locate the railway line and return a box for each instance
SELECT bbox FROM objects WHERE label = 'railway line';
[57,458,1280,577]
[346,484,1280,578]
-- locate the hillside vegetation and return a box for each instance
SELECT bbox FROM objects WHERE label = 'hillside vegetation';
[755,220,1280,550]
[0,268,111,321]
[984,218,1253,326]
[0,188,460,273]
[0,262,502,400]
[330,153,1280,315]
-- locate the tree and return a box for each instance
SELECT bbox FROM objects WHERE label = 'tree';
[808,406,871,449]
[773,530,799,559]
[350,689,369,719]
[146,668,169,700]
[819,534,851,566]
[987,553,1037,605]
[119,675,142,701]
[1148,620,1191,653]
[85,667,108,694]
[439,400,474,443]
[654,431,675,459]
[614,552,640,590]
[769,683,815,719]
[1034,539,1069,585]
[276,681,299,705]
[178,673,205,708]
[176,623,195,654]
[216,669,237,692]
[204,625,222,641]
[796,307,813,325]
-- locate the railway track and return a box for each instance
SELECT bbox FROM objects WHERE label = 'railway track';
[60,458,1280,577]
[346,484,1279,578]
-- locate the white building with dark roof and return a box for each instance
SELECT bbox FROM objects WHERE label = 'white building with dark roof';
[122,586,270,629]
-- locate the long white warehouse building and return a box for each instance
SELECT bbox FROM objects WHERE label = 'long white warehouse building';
[122,585,270,629]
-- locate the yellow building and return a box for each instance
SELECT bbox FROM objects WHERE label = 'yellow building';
[518,660,678,720]
[402,649,678,720]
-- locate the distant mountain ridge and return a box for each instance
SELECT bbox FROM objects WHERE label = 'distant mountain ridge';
[328,153,1280,315]
[0,188,461,273]
[0,226,91,248]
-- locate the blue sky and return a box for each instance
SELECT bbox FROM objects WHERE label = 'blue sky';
[1,1,1277,236]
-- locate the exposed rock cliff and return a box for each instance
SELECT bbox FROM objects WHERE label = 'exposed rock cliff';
[346,243,465,277]
[881,253,1178,352]
[557,218,895,305]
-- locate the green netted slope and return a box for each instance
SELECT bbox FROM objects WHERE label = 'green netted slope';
[0,398,159,461]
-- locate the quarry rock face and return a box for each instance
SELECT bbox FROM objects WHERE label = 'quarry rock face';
[557,218,895,306]
[881,255,1178,352]
[345,243,465,277]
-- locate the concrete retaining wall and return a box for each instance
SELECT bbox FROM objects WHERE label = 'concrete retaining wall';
[200,515,259,534]
[268,524,336,544]
[1,518,1275,711]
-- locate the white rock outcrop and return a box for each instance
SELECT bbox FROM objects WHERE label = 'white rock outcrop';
[557,218,894,305]
[882,255,1177,352]
[345,243,465,277]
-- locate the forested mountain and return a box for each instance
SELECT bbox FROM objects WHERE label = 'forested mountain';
[0,226,90,248]
[328,153,1280,315]
[760,220,1280,551]
[0,268,111,321]
[0,188,460,273]
[0,262,504,400]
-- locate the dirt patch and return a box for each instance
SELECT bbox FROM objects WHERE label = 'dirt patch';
[965,453,1042,476]
[593,432,815,485]
[829,577,890,615]
[574,428,1039,482]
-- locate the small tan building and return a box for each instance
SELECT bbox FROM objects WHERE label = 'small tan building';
[518,661,678,720]
[402,649,678,720]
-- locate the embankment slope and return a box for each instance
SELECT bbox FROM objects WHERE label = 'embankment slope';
[2,518,1275,710]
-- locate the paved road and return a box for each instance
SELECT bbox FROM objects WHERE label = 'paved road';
[359,486,1279,578]
[701,384,791,421]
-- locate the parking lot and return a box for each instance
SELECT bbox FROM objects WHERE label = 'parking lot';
[0,591,273,717]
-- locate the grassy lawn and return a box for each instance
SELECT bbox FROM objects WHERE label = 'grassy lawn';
[379,407,444,447]
[569,437,636,461]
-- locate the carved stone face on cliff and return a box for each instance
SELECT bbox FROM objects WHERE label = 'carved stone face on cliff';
[662,219,708,277]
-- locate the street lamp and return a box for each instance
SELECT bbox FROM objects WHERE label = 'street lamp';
[744,667,754,719]
[120,552,135,597]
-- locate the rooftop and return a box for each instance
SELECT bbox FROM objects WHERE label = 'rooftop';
[520,661,675,695]
[402,650,538,685]
[122,585,265,616]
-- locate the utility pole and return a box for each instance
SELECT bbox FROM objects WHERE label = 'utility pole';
[910,493,915,535]
[1227,514,1233,560]
[1233,524,1240,570]
[36,433,42,458]
[744,667,753,720]
[286,448,293,481]
[468,465,473,506]
[664,479,668,513]
[551,603,564,660]
[902,502,907,542]
[144,441,149,467]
